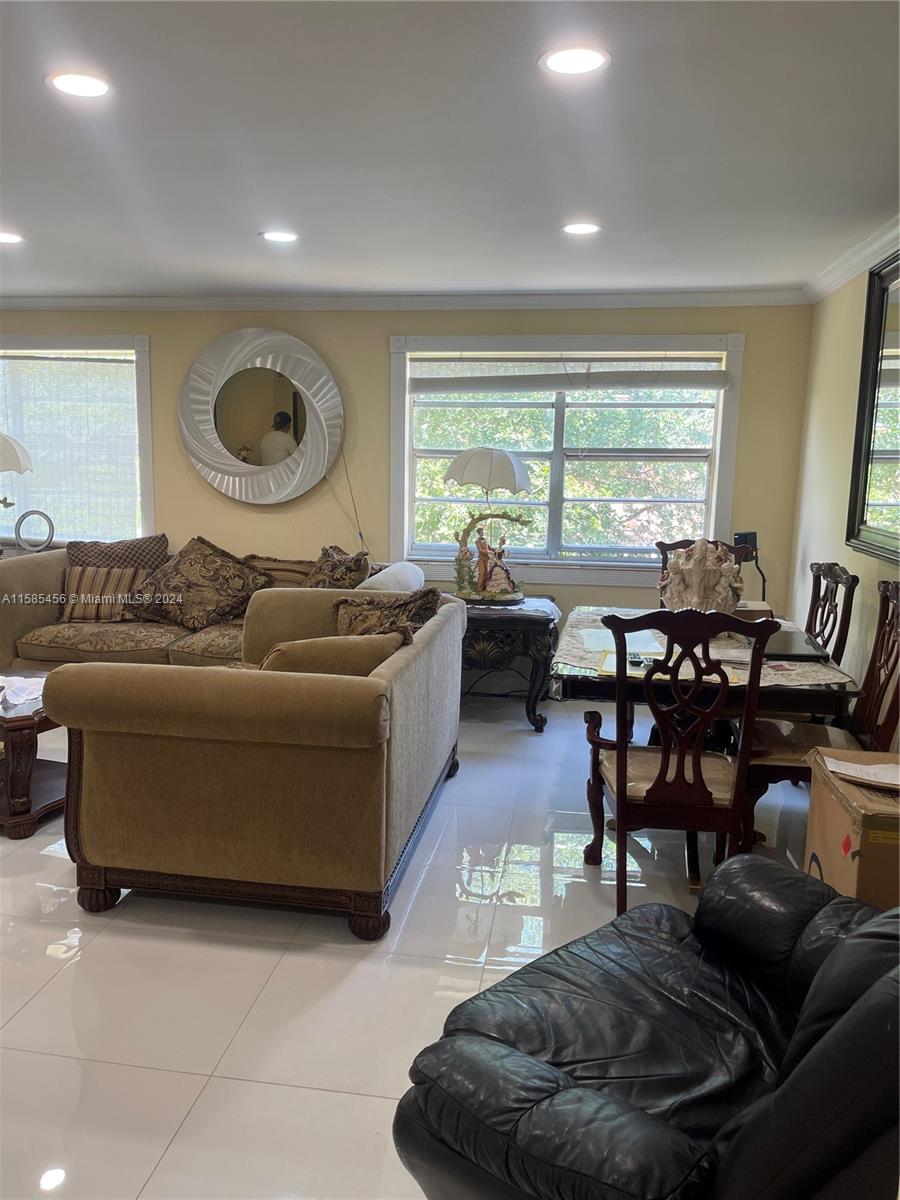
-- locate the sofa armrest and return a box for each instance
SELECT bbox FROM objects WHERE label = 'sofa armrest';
[242,587,464,664]
[42,661,389,748]
[0,548,68,667]
[403,1035,712,1200]
[694,855,876,995]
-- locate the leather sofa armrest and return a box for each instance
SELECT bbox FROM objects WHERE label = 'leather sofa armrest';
[694,855,873,992]
[42,660,390,748]
[0,548,68,667]
[405,1035,712,1200]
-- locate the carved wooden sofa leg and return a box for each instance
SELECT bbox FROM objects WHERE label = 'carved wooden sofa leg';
[77,885,121,912]
[348,911,391,941]
[446,743,460,778]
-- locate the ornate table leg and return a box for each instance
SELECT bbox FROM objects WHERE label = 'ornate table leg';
[524,625,558,733]
[3,726,39,838]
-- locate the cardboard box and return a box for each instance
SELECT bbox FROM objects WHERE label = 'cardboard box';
[734,601,775,620]
[804,748,900,910]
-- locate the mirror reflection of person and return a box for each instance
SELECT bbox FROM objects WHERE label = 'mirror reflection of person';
[260,411,297,465]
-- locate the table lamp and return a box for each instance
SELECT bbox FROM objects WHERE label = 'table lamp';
[0,431,32,510]
[443,447,532,604]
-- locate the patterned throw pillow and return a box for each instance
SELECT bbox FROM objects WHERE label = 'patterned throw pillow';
[305,545,371,589]
[124,536,273,631]
[67,533,169,570]
[244,555,315,588]
[333,587,442,638]
[61,564,149,623]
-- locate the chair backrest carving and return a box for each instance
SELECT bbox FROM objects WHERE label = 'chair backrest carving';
[851,579,899,750]
[656,539,753,574]
[804,562,859,666]
[603,609,779,808]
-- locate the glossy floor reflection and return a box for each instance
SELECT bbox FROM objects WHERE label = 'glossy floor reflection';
[0,703,808,1199]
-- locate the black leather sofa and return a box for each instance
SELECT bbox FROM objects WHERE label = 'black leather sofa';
[394,855,898,1200]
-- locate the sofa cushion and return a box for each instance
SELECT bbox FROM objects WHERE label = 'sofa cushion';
[259,631,407,676]
[334,587,441,637]
[167,620,245,666]
[305,545,371,589]
[66,532,169,571]
[124,536,273,631]
[355,561,425,592]
[61,564,149,623]
[442,903,796,1144]
[18,620,187,664]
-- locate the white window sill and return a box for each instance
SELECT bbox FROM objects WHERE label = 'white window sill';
[412,558,660,589]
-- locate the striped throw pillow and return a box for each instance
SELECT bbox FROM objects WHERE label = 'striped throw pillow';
[244,555,315,588]
[62,565,149,623]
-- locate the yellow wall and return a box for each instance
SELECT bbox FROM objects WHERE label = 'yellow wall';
[0,304,812,618]
[789,272,896,687]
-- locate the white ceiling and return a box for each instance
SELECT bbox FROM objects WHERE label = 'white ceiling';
[0,1,897,301]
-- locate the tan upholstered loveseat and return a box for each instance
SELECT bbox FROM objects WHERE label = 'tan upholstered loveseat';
[41,587,466,940]
[0,547,332,670]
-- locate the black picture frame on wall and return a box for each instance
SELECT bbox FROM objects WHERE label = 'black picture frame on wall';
[846,250,900,563]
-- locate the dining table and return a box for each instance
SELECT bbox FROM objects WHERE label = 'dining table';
[548,605,860,888]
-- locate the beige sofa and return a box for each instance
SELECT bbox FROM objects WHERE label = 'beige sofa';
[42,588,466,940]
[0,547,352,670]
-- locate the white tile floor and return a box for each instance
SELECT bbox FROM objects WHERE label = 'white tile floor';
[0,698,808,1200]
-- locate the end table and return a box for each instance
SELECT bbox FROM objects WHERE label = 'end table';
[0,674,65,839]
[461,596,561,731]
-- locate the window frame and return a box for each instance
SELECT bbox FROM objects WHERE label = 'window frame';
[390,334,744,587]
[0,333,154,547]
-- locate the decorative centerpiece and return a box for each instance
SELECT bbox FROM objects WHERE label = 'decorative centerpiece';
[444,448,532,604]
[658,538,745,614]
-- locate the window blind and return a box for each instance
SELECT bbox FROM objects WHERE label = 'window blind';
[0,348,143,542]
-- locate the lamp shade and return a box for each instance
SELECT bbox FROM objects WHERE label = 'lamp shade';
[0,432,32,475]
[443,448,532,495]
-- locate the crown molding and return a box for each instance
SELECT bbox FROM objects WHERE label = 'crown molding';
[0,285,811,313]
[806,215,900,302]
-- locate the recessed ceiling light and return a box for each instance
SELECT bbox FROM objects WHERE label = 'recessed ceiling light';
[562,222,601,236]
[260,230,298,243]
[48,73,110,97]
[0,231,24,244]
[540,48,610,76]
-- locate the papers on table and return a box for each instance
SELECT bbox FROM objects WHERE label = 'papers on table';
[821,756,900,792]
[0,676,44,706]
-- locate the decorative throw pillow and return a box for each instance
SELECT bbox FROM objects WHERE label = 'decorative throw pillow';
[305,545,371,589]
[259,631,408,676]
[67,532,169,571]
[61,564,149,623]
[244,554,315,588]
[124,536,272,631]
[355,561,425,592]
[334,586,442,638]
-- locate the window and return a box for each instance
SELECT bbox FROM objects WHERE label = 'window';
[866,334,899,535]
[0,336,152,543]
[392,336,742,573]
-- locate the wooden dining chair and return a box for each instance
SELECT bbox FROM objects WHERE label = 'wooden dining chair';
[746,578,899,800]
[583,608,779,914]
[803,561,860,666]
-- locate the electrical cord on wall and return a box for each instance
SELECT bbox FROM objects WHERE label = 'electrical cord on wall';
[325,445,370,556]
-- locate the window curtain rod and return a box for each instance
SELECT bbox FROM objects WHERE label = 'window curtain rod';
[409,369,731,395]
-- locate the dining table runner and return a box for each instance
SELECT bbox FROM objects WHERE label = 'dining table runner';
[553,608,856,689]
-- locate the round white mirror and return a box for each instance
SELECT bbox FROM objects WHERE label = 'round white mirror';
[178,328,343,504]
